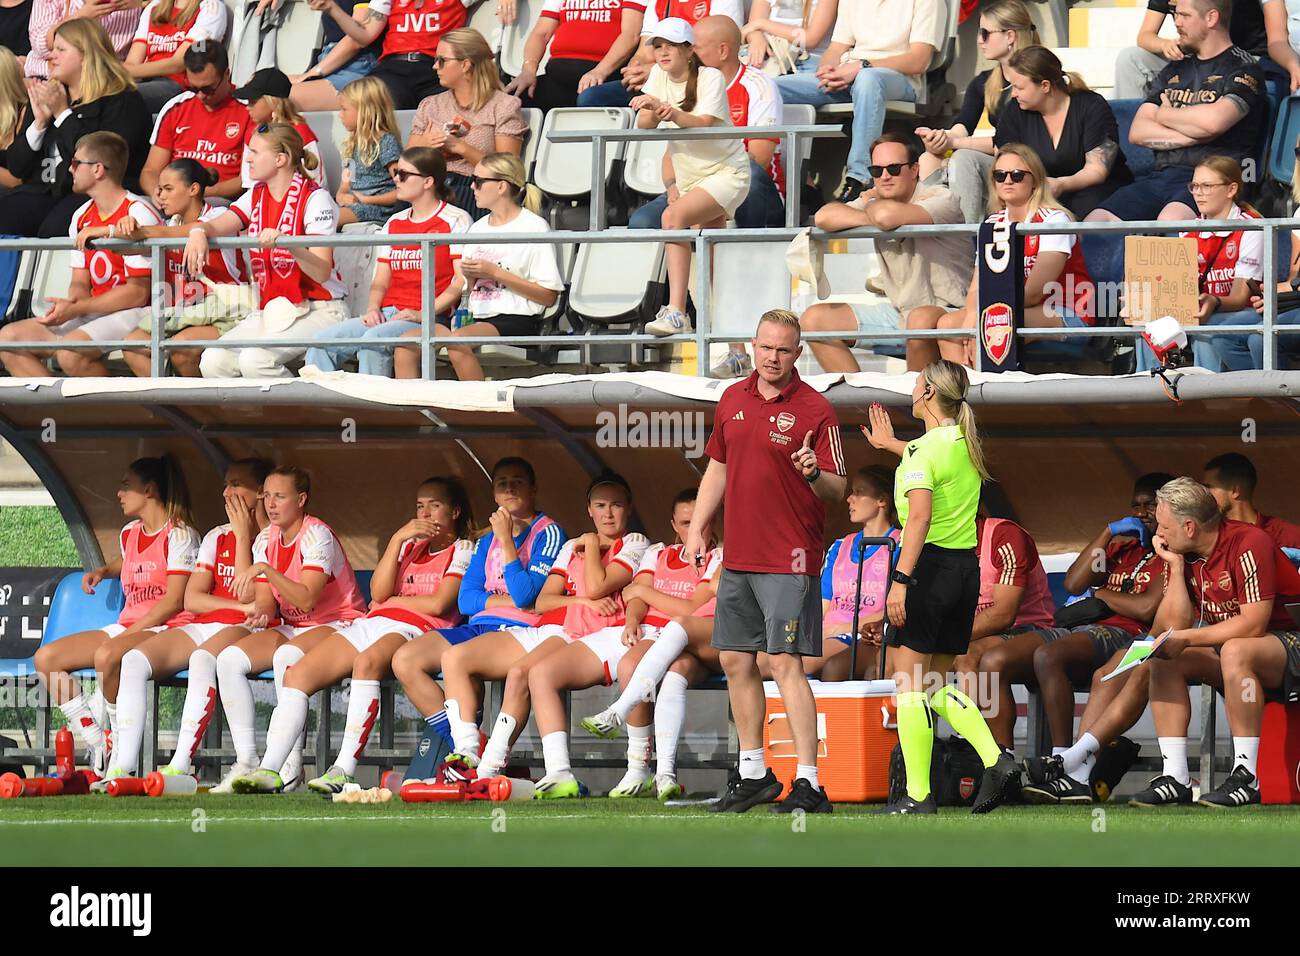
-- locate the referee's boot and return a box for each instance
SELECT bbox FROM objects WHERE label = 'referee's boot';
[771,777,833,814]
[875,793,938,815]
[710,768,783,813]
[971,750,1021,814]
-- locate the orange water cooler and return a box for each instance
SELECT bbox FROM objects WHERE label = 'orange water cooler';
[762,679,898,802]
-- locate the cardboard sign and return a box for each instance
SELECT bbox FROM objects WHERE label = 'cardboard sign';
[1123,235,1200,326]
[977,219,1024,371]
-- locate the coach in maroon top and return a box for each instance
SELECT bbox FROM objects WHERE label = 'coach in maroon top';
[685,309,846,814]
[1139,478,1300,809]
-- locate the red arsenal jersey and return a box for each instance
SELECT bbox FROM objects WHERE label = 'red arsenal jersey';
[540,0,627,61]
[1181,519,1300,631]
[370,0,468,59]
[377,201,472,311]
[1098,537,1166,635]
[70,194,161,297]
[153,92,252,186]
[705,369,846,574]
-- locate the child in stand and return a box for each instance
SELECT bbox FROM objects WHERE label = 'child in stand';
[335,76,405,226]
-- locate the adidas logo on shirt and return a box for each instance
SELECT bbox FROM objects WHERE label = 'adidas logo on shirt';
[732,411,745,421]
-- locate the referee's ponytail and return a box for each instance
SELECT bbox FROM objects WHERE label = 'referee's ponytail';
[924,360,990,482]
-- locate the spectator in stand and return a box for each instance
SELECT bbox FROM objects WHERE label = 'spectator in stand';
[576,0,744,108]
[801,132,972,372]
[142,123,349,379]
[0,19,151,237]
[303,0,470,111]
[938,145,1095,367]
[141,42,251,202]
[505,0,645,113]
[994,46,1132,219]
[0,0,32,63]
[334,76,404,226]
[1115,0,1274,98]
[124,0,228,113]
[1086,0,1266,227]
[89,158,249,376]
[1265,0,1300,92]
[741,0,839,79]
[1136,156,1262,372]
[0,131,158,377]
[235,68,325,188]
[775,0,944,202]
[394,152,563,381]
[915,0,1037,225]
[408,28,525,219]
[306,148,468,377]
[1203,452,1300,548]
[629,16,782,376]
[0,47,28,189]
[287,0,382,113]
[25,0,141,81]
[632,18,750,339]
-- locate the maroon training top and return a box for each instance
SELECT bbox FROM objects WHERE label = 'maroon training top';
[704,369,846,574]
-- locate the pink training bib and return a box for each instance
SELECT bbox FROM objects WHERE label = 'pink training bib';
[265,515,366,628]
[480,515,560,627]
[541,537,635,637]
[369,539,468,631]
[119,521,194,629]
[823,530,899,629]
[645,544,711,627]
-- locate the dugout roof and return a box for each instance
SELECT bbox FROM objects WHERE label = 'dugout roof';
[2,370,1300,566]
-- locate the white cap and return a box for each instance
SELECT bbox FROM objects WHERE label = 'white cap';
[647,17,694,45]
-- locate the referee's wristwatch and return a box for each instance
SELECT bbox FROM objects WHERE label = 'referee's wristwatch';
[891,569,917,587]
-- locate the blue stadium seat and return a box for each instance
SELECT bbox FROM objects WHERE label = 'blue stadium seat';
[0,572,123,679]
[1266,94,1300,187]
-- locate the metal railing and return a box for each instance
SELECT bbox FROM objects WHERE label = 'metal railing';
[1,129,1298,377]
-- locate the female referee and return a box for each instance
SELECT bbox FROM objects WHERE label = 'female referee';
[864,360,1020,814]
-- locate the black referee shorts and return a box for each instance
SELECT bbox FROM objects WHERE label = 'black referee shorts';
[889,544,979,656]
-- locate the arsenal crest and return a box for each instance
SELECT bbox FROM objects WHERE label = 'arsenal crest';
[776,411,796,433]
[981,302,1014,365]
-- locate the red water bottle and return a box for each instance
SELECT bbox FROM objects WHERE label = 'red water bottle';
[55,728,75,779]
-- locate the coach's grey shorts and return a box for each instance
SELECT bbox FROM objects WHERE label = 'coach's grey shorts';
[1029,623,1135,669]
[711,569,822,657]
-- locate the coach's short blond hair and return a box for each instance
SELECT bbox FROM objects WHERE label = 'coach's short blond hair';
[757,308,801,341]
[1157,476,1221,527]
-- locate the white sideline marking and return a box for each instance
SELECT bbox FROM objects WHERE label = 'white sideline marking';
[0,813,711,825]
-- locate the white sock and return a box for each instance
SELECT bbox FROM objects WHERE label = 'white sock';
[216,646,258,765]
[626,723,651,772]
[169,650,218,773]
[272,644,306,768]
[653,672,688,778]
[444,698,479,756]
[335,679,381,776]
[261,687,309,773]
[541,731,572,778]
[1159,736,1190,786]
[1232,736,1260,778]
[796,763,819,789]
[739,747,766,781]
[1067,753,1095,785]
[610,621,689,722]
[478,712,517,778]
[109,650,152,774]
[1060,732,1100,774]
[59,694,103,751]
[1052,746,1068,757]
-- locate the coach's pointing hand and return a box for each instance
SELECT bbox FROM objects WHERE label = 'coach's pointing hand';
[792,431,819,478]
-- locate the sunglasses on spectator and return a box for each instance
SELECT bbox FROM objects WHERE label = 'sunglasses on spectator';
[471,176,506,188]
[993,169,1031,183]
[393,169,425,182]
[978,28,1010,41]
[433,56,465,67]
[192,80,223,96]
[867,163,911,178]
[1188,181,1230,195]
[68,157,102,171]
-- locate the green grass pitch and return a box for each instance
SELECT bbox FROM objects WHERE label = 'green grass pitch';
[3,796,1299,866]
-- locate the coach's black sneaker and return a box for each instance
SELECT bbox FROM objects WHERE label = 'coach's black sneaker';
[710,769,783,813]
[1022,753,1064,787]
[971,751,1021,814]
[771,777,833,814]
[1022,772,1093,805]
[874,793,938,815]
[1128,774,1193,807]
[1197,765,1261,808]
[1090,735,1141,802]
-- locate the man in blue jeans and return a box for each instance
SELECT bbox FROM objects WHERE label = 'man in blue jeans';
[775,0,944,202]
[628,16,785,377]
